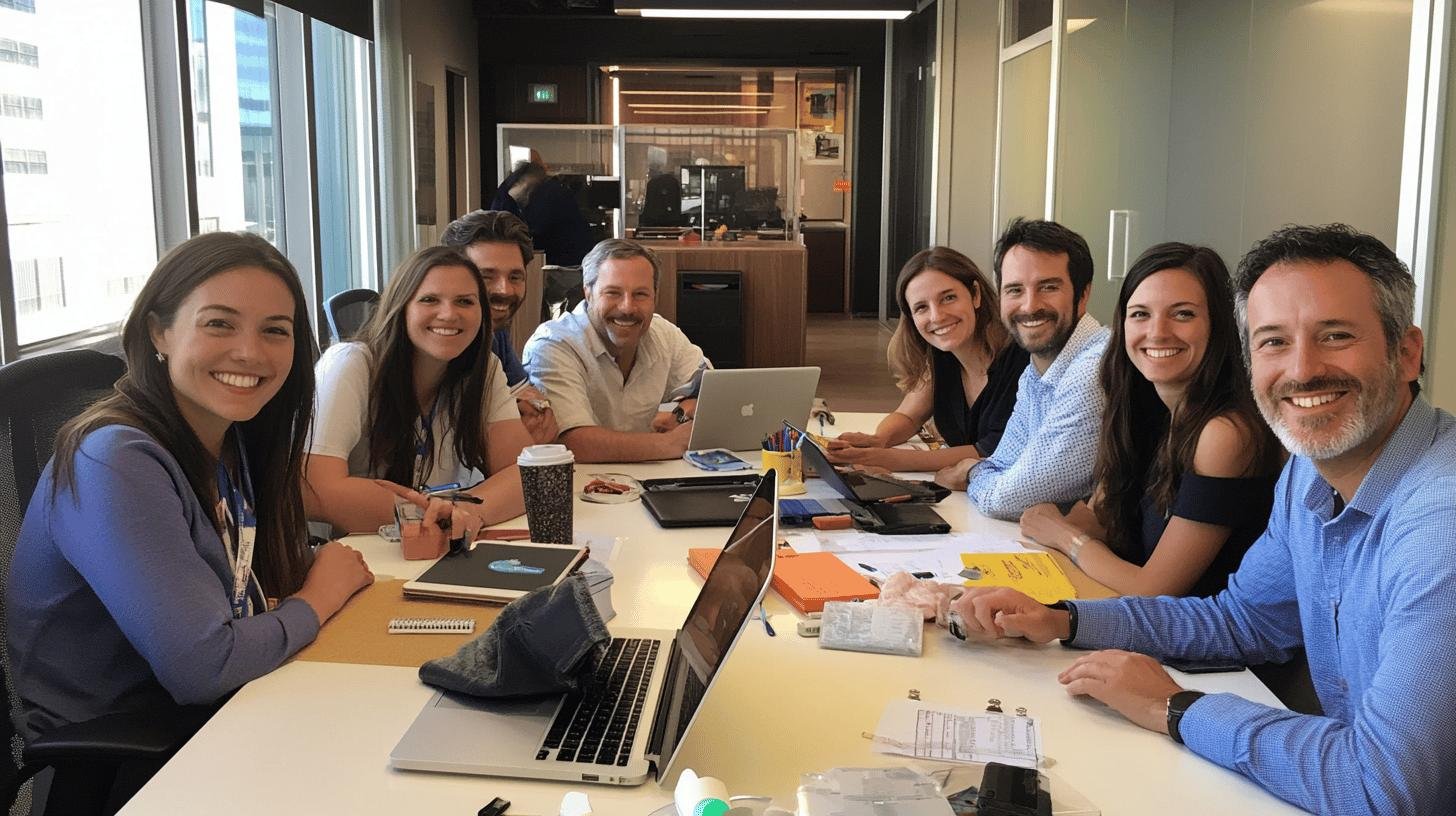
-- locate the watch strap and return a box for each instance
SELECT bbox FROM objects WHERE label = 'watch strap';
[1166,690,1206,745]
[1045,600,1078,644]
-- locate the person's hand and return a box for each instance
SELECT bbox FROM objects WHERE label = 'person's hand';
[293,541,374,623]
[824,445,893,467]
[1058,650,1184,734]
[372,481,484,542]
[661,417,695,455]
[651,410,677,433]
[517,401,560,444]
[844,462,893,477]
[1020,503,1080,556]
[947,587,1070,643]
[827,431,882,450]
[934,456,978,491]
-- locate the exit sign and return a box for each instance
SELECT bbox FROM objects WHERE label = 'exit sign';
[528,83,558,104]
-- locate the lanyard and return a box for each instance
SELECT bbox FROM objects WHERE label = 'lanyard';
[216,432,259,619]
[414,398,438,490]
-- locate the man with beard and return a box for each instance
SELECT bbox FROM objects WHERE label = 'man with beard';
[938,218,1110,520]
[945,224,1456,815]
[523,239,708,463]
[440,210,559,444]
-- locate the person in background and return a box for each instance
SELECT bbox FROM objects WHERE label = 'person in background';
[7,232,373,755]
[490,149,595,268]
[440,209,559,444]
[937,218,1110,521]
[827,246,1028,472]
[305,246,530,534]
[948,224,1456,815]
[1018,243,1283,597]
[523,239,709,463]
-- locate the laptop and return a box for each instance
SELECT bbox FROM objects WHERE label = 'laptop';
[780,426,951,533]
[687,367,821,451]
[389,472,779,786]
[639,473,762,528]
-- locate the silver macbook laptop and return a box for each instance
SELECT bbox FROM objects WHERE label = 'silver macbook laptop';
[687,367,821,451]
[389,473,779,786]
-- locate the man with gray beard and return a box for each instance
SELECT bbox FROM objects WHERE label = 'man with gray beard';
[945,224,1456,815]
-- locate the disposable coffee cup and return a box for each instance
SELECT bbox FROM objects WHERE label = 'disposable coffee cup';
[517,444,576,545]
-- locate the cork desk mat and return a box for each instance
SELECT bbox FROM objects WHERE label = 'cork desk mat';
[291,579,501,668]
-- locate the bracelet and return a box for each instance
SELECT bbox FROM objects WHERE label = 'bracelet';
[1066,534,1088,565]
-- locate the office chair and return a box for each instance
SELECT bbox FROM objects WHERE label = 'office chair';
[540,265,584,322]
[325,288,379,345]
[0,350,211,815]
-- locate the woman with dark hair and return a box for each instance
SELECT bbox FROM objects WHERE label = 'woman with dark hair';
[305,245,531,534]
[826,246,1028,472]
[1019,243,1283,597]
[7,231,374,742]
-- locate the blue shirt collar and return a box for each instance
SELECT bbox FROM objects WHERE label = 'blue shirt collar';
[1033,313,1104,385]
[1299,395,1437,517]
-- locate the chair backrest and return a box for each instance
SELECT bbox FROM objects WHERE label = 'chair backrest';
[0,349,125,796]
[325,289,379,345]
[540,265,584,322]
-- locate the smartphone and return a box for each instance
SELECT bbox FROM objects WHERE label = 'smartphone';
[1165,658,1247,674]
[683,448,752,471]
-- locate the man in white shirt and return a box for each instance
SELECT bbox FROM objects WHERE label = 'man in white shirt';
[523,238,709,463]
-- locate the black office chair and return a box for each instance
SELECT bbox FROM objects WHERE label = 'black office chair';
[540,265,585,322]
[325,288,379,345]
[0,350,211,815]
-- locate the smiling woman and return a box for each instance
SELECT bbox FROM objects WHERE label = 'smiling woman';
[305,245,532,536]
[6,232,374,767]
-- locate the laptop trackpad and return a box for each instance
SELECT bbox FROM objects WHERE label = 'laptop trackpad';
[405,691,558,761]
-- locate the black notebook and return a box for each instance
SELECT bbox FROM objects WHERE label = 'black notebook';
[402,541,588,603]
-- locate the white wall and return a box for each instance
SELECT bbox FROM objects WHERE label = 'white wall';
[936,0,1000,269]
[399,0,481,248]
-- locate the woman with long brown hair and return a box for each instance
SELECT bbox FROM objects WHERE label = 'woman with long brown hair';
[827,246,1028,472]
[1019,243,1283,596]
[8,231,373,744]
[305,245,531,534]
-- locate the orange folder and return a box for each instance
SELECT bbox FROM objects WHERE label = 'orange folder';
[687,547,879,614]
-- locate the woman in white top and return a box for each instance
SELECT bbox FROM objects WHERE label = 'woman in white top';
[306,245,531,535]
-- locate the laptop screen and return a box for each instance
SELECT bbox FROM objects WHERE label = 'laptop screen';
[652,472,777,774]
[796,425,914,502]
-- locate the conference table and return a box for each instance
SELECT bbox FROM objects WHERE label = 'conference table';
[118,415,1302,815]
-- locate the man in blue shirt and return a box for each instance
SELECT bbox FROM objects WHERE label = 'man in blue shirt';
[441,209,559,443]
[939,218,1110,520]
[950,224,1455,815]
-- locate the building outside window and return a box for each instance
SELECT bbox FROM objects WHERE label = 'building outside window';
[312,18,377,299]
[0,0,157,346]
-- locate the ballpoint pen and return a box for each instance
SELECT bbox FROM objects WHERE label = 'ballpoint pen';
[757,601,775,636]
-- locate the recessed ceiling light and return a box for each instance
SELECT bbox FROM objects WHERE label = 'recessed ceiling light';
[616,1,915,21]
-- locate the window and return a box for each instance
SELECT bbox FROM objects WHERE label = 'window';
[0,0,156,347]
[0,93,43,119]
[0,38,39,67]
[2,148,47,174]
[0,0,37,12]
[312,18,377,299]
[187,0,286,245]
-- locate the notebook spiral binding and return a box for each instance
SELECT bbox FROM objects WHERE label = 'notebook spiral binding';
[388,617,475,634]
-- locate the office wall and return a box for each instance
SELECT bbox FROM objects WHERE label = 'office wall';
[401,0,482,246]
[1164,1,1411,266]
[937,0,999,268]
[1427,34,1456,411]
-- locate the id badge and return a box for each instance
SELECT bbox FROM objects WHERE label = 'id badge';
[684,448,751,471]
[231,523,257,618]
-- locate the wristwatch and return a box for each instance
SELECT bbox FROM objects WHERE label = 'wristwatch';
[1045,600,1078,643]
[1166,690,1206,745]
[672,403,690,424]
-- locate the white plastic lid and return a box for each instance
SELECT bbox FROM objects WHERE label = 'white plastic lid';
[517,443,575,467]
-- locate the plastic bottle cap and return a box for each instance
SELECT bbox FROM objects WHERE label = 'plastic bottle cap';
[516,443,574,467]
[694,799,730,816]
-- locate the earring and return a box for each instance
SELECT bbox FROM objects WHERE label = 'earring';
[155,351,166,363]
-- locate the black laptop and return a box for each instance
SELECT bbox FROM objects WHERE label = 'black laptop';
[780,425,951,534]
[640,473,765,528]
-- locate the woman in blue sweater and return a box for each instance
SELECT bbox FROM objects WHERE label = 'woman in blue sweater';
[7,232,374,744]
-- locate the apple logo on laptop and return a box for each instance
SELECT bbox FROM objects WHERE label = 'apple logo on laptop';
[740,403,754,417]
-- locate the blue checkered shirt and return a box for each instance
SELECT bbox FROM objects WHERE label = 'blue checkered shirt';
[1071,397,1456,815]
[965,313,1109,520]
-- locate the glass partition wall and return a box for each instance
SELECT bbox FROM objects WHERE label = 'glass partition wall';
[497,124,799,243]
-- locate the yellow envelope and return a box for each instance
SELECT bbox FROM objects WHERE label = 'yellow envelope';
[959,552,1078,604]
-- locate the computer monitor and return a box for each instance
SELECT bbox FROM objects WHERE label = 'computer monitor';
[680,165,746,229]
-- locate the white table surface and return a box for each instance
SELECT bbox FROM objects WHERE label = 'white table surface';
[119,415,1302,815]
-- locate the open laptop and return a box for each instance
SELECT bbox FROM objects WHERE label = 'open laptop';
[780,425,950,532]
[687,367,820,451]
[389,472,779,786]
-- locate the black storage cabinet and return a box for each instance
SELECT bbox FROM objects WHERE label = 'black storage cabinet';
[676,270,743,368]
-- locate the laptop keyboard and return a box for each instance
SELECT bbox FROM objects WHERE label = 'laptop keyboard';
[536,637,660,767]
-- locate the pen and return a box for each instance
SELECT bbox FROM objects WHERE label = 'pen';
[432,491,483,504]
[422,482,461,494]
[757,601,775,637]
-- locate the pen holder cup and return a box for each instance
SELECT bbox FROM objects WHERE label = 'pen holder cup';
[394,497,448,561]
[760,449,804,486]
